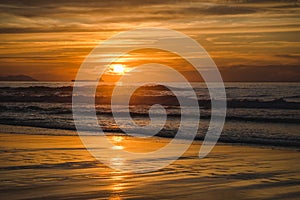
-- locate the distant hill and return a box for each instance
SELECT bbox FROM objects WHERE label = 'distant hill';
[71,78,103,82]
[0,75,38,81]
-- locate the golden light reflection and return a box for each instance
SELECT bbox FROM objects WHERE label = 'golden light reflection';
[111,136,125,150]
[109,194,122,200]
[111,64,125,74]
[112,145,124,150]
[109,163,128,200]
[112,136,124,143]
[110,157,124,167]
[108,136,127,198]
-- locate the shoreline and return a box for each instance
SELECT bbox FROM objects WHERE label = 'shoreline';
[0,124,299,199]
[0,124,299,150]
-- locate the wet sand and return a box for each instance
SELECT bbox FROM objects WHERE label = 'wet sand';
[0,125,299,200]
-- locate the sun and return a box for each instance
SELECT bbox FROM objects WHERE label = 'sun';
[112,64,125,74]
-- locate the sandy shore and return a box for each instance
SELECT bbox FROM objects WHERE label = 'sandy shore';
[0,125,299,200]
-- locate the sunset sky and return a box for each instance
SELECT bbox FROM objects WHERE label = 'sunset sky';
[0,0,299,81]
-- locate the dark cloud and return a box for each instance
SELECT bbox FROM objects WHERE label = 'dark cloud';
[0,27,124,34]
[220,65,300,82]
[159,5,258,16]
[238,0,298,3]
[0,0,173,8]
[1,0,299,33]
[276,54,300,60]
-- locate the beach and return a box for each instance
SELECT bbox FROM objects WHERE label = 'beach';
[1,124,299,200]
[1,0,300,199]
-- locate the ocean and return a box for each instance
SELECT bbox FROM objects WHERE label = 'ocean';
[0,82,299,148]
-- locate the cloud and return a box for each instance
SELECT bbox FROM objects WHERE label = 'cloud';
[0,0,299,81]
[220,65,300,82]
[1,0,299,34]
[155,5,257,16]
[276,54,300,61]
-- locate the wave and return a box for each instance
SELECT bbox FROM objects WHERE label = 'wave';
[0,95,299,110]
[1,102,300,124]
[1,83,299,109]
[286,95,300,99]
[225,98,300,110]
[0,86,73,90]
[0,84,181,92]
[0,161,99,171]
[0,122,299,148]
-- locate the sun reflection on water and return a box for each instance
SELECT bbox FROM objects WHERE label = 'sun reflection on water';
[112,136,124,143]
[108,168,128,200]
[109,136,127,200]
[111,136,125,150]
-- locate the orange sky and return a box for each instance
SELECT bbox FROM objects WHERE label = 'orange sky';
[0,0,299,81]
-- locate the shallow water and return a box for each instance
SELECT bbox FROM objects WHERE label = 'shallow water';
[0,125,299,200]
